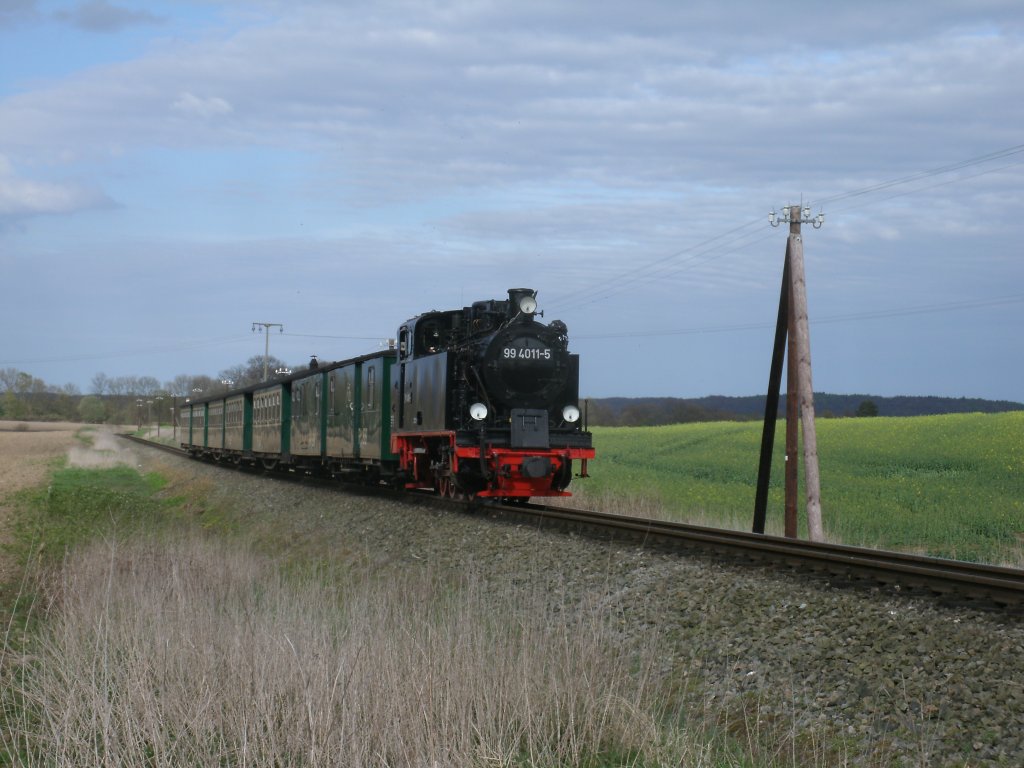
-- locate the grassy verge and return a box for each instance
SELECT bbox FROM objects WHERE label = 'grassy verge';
[578,412,1024,564]
[5,534,692,766]
[0,450,845,766]
[13,465,170,558]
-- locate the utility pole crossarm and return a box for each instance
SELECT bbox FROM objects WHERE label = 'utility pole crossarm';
[251,321,284,381]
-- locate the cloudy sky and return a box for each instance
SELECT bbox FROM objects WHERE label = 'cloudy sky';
[1,0,1022,401]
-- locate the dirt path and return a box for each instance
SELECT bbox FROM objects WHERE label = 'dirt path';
[66,427,137,470]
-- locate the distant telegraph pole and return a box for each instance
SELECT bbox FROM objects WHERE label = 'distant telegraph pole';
[252,322,284,381]
[753,205,825,541]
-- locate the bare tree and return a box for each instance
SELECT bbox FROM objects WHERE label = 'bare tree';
[166,375,195,398]
[107,377,129,396]
[0,368,21,393]
[90,372,110,395]
[137,376,161,396]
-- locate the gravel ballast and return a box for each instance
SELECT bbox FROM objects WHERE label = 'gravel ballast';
[139,445,1024,766]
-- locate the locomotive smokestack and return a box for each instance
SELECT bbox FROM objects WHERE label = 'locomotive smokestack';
[508,288,538,317]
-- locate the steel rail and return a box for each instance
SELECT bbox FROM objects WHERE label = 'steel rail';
[120,434,1024,612]
[494,503,1024,610]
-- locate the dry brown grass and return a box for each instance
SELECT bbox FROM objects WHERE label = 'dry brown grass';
[3,532,697,767]
[0,422,80,498]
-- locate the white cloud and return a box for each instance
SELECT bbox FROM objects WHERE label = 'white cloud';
[1,2,1022,200]
[0,156,111,217]
[172,92,234,118]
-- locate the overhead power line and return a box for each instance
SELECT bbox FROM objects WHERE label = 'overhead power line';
[282,332,386,341]
[809,144,1024,208]
[574,293,1024,341]
[549,142,1024,312]
[0,335,254,367]
[550,216,765,311]
[0,328,391,368]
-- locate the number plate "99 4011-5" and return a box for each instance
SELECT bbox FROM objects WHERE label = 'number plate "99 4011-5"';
[503,347,552,360]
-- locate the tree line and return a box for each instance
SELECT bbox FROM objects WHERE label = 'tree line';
[0,354,295,426]
[5,361,1021,428]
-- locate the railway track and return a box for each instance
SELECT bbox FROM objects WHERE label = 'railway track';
[121,433,1024,613]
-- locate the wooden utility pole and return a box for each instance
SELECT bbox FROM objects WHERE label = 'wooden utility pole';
[753,204,825,542]
[786,208,823,541]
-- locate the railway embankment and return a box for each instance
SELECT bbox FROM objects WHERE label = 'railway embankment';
[133,447,1024,765]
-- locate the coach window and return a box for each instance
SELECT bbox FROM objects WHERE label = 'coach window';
[399,328,410,359]
[367,367,376,409]
[315,382,321,417]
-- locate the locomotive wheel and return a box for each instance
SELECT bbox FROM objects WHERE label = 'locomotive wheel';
[437,474,474,501]
[437,475,455,498]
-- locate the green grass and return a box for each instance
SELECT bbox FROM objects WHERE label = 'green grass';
[583,411,1024,564]
[9,464,172,567]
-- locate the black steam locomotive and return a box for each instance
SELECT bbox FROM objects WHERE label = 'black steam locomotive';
[181,289,594,500]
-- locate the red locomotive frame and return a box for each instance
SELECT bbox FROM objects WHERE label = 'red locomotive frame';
[392,431,593,499]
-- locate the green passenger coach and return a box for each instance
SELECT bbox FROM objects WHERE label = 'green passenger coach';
[182,351,396,481]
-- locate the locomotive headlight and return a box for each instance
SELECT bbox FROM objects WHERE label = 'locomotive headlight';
[562,405,581,423]
[470,402,488,421]
[518,295,538,315]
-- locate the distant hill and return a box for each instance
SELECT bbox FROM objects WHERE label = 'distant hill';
[585,394,1024,427]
